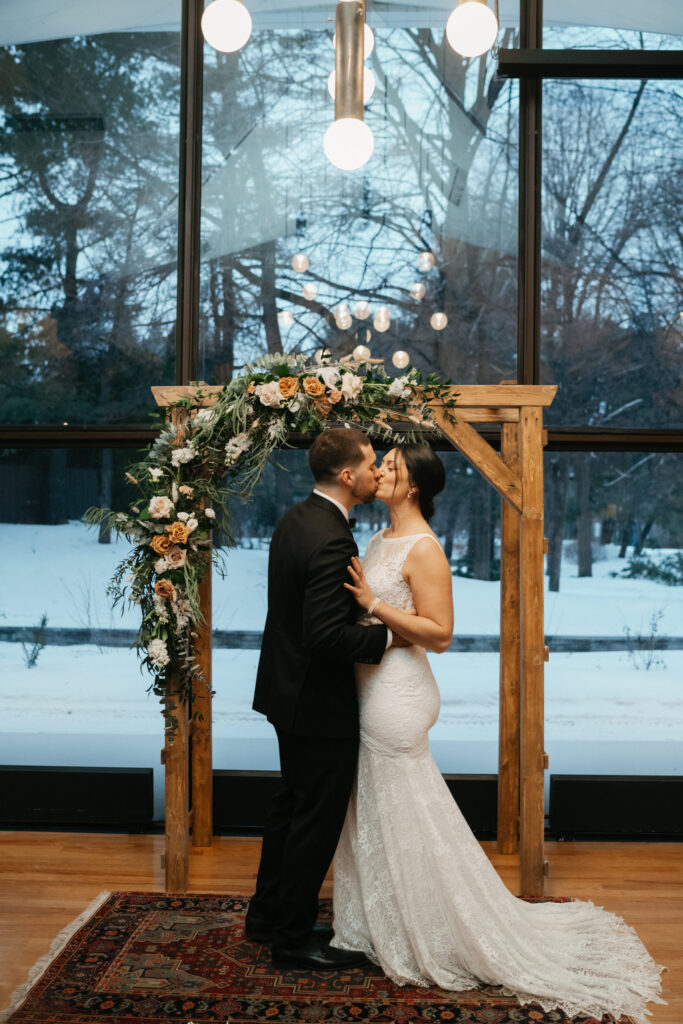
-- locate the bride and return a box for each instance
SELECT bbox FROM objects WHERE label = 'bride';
[331,443,665,1024]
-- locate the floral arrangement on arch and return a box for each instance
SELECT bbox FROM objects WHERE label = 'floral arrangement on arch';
[86,353,457,717]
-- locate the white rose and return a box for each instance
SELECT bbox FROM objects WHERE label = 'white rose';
[225,432,251,464]
[319,365,341,389]
[176,511,190,522]
[154,557,168,573]
[149,496,174,519]
[204,508,216,519]
[388,377,412,401]
[186,517,199,532]
[171,447,196,467]
[254,381,282,408]
[340,373,363,403]
[149,467,163,480]
[147,638,170,667]
[289,398,303,414]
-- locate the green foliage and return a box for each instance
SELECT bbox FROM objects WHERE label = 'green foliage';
[21,613,49,669]
[614,552,683,587]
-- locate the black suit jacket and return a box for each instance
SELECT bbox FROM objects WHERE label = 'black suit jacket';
[253,493,388,737]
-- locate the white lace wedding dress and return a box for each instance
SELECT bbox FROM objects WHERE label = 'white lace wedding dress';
[331,530,665,1024]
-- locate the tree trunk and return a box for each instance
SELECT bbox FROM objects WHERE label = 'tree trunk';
[260,240,282,354]
[576,458,593,578]
[98,448,113,544]
[547,458,569,592]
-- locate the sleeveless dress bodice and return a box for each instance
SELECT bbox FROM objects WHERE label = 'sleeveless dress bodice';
[330,529,664,1024]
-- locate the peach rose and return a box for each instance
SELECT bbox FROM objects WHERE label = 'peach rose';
[247,381,256,395]
[179,485,193,495]
[328,388,342,404]
[314,398,333,418]
[302,376,325,397]
[154,578,176,601]
[165,546,187,569]
[150,533,175,556]
[165,521,191,544]
[279,376,299,399]
[148,495,174,519]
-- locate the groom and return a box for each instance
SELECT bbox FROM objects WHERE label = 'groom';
[246,426,397,969]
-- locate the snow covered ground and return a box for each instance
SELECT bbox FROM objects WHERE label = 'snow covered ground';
[1,521,682,817]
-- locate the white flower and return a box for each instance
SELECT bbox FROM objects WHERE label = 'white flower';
[388,377,412,401]
[177,511,190,522]
[225,432,251,464]
[149,467,164,480]
[319,365,341,389]
[171,482,179,503]
[147,638,170,667]
[340,373,363,403]
[254,381,282,408]
[204,508,216,519]
[267,420,283,440]
[195,408,214,423]
[149,496,174,519]
[154,557,168,573]
[171,446,196,467]
[289,397,303,414]
[186,517,199,532]
[152,593,169,623]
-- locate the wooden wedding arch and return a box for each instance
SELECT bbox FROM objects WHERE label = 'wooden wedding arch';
[152,381,556,898]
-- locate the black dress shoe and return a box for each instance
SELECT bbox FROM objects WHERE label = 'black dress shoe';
[271,936,365,971]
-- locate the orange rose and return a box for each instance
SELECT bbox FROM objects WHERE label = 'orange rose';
[302,376,325,397]
[328,388,342,404]
[154,578,176,601]
[247,381,256,394]
[150,533,174,556]
[165,521,191,544]
[279,376,299,399]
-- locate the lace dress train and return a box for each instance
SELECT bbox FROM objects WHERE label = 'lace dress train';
[331,531,665,1024]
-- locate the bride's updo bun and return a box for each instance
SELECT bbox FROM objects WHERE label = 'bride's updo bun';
[398,444,445,522]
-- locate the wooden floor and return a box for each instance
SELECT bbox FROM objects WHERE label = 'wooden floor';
[0,832,680,1022]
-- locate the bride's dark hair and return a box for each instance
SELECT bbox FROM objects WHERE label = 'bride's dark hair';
[397,444,445,522]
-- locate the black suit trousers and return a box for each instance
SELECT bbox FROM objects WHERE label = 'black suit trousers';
[249,728,359,947]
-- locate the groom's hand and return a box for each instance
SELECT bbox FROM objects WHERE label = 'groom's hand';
[390,632,414,649]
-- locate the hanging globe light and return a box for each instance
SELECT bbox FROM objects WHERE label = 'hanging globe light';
[302,282,318,301]
[201,0,252,53]
[410,282,426,300]
[326,1,374,171]
[324,118,374,172]
[278,310,295,329]
[417,251,435,272]
[353,344,372,361]
[446,0,499,58]
[373,317,390,333]
[392,350,410,369]
[353,300,371,320]
[333,22,374,59]
[336,313,353,330]
[336,303,351,319]
[430,312,448,330]
[291,253,310,273]
[375,305,391,324]
[328,67,376,105]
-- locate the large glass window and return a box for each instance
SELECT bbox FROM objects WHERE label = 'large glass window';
[199,3,519,385]
[0,12,181,426]
[541,71,683,428]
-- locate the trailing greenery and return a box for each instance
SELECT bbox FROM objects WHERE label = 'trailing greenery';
[85,355,458,726]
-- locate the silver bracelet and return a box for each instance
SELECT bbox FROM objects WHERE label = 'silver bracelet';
[367,597,381,617]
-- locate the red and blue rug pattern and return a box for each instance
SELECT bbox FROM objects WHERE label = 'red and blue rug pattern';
[5,892,635,1024]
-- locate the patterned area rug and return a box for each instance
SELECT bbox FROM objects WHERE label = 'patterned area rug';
[3,892,636,1024]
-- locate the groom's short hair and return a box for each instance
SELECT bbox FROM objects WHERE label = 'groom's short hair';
[308,427,371,484]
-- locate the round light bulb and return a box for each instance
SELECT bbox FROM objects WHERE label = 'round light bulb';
[373,317,390,333]
[291,253,309,273]
[201,0,252,53]
[353,344,371,361]
[336,303,350,318]
[410,282,426,300]
[335,311,352,329]
[324,118,374,171]
[446,0,498,58]
[302,282,318,301]
[333,23,374,59]
[392,350,410,369]
[417,251,435,272]
[278,310,295,329]
[353,300,371,320]
[375,305,391,324]
[430,311,448,330]
[327,67,376,105]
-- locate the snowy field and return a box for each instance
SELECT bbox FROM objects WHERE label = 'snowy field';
[1,521,682,812]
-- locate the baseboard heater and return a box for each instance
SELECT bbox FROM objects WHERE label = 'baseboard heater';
[213,770,498,837]
[0,766,154,828]
[549,774,683,838]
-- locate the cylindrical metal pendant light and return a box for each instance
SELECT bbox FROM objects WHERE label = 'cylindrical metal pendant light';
[324,1,374,171]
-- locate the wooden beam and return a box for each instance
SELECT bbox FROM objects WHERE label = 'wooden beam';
[498,423,521,855]
[429,405,523,512]
[518,406,546,897]
[191,553,213,847]
[164,675,189,891]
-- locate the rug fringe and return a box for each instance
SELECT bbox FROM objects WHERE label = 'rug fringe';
[0,890,111,1023]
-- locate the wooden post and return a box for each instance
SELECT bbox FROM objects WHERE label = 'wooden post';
[164,674,190,891]
[191,550,213,846]
[518,406,546,896]
[498,423,521,854]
